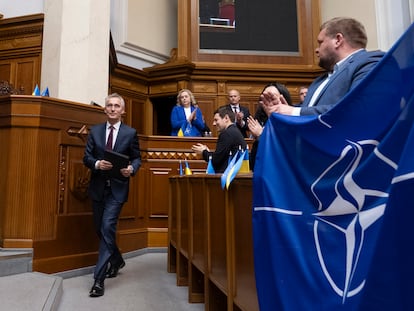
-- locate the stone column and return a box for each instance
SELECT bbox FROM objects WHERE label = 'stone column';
[41,0,110,105]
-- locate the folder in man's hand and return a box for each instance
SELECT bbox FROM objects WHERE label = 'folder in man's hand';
[104,150,130,179]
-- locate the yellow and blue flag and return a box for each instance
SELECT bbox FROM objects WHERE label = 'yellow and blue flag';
[239,146,250,173]
[184,159,192,175]
[221,150,243,189]
[32,84,40,96]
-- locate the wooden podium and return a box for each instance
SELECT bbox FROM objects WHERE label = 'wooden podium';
[168,174,259,311]
[0,95,219,273]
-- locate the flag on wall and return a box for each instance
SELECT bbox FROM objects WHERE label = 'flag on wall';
[253,22,414,311]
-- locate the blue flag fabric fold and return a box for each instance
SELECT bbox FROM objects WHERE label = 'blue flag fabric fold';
[179,160,183,176]
[206,155,215,174]
[253,22,414,311]
[184,159,192,175]
[32,84,40,96]
[221,150,240,189]
[220,149,247,189]
[41,87,50,97]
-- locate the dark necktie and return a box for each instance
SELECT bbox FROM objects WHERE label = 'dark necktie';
[106,125,114,150]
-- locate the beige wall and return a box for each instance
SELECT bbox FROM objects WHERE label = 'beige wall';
[321,0,379,50]
[122,0,382,68]
[127,0,177,58]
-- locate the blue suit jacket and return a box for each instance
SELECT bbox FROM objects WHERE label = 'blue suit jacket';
[300,50,385,115]
[83,122,141,203]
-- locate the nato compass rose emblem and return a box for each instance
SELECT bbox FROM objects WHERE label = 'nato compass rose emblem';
[184,123,192,135]
[311,139,394,303]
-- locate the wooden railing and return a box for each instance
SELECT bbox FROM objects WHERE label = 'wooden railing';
[0,95,218,273]
[168,174,258,311]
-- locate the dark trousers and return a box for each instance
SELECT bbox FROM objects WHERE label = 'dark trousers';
[92,188,123,281]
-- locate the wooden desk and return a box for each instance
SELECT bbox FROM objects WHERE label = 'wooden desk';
[168,174,259,311]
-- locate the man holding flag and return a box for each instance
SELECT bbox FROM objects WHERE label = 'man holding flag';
[253,16,414,311]
[262,17,384,116]
[192,106,246,173]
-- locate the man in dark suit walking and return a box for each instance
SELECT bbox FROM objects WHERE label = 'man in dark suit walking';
[227,89,251,137]
[83,93,141,297]
[261,17,384,116]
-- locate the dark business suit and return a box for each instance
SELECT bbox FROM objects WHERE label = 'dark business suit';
[300,50,385,115]
[202,123,246,173]
[83,122,141,282]
[227,104,250,137]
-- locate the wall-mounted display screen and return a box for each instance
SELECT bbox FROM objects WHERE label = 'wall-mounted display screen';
[199,0,299,55]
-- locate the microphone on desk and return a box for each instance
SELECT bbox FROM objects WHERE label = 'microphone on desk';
[90,101,101,107]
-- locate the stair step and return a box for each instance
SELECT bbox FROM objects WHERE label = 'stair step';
[0,272,63,311]
[0,248,33,277]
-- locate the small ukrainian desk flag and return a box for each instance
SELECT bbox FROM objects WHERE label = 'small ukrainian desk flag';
[206,155,215,174]
[239,146,250,173]
[32,84,40,96]
[184,159,192,175]
[41,87,50,97]
[179,160,183,176]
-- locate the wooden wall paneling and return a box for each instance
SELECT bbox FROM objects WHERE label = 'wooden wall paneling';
[149,82,179,95]
[0,128,10,243]
[191,80,219,112]
[0,62,12,83]
[129,98,147,136]
[117,227,148,252]
[191,94,217,136]
[148,166,173,218]
[188,175,207,303]
[64,145,92,215]
[0,95,107,272]
[15,57,40,94]
[0,14,43,95]
[146,49,323,139]
[230,176,259,311]
[225,178,236,311]
[2,127,59,243]
[0,57,41,95]
[206,177,228,311]
[107,87,148,135]
[168,176,179,273]
[177,176,190,286]
[169,175,258,310]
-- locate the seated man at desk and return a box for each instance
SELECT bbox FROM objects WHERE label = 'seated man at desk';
[191,106,246,173]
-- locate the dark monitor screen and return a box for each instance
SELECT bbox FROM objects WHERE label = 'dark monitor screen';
[199,0,299,53]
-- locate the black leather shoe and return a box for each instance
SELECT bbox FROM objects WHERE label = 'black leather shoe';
[89,280,104,297]
[106,259,125,278]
